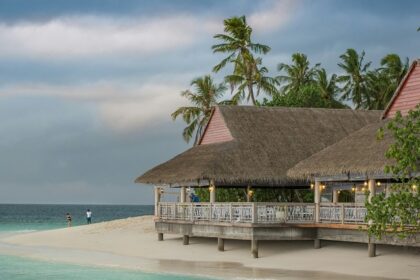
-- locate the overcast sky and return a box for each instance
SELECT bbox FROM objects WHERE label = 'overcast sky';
[0,0,418,204]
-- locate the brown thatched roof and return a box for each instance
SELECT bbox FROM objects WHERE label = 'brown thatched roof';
[287,120,394,180]
[136,106,382,187]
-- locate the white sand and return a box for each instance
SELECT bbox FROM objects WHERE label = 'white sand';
[1,216,419,280]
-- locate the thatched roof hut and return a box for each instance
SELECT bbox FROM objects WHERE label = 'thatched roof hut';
[287,120,395,180]
[136,106,381,187]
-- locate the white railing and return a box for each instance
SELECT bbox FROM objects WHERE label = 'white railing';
[159,202,368,225]
[158,202,320,224]
[256,203,315,223]
[319,203,367,224]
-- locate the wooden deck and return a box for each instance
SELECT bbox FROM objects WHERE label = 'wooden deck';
[155,202,419,258]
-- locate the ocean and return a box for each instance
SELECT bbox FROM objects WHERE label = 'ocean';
[0,204,154,232]
[0,204,213,280]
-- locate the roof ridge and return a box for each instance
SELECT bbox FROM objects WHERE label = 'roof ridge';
[216,105,383,113]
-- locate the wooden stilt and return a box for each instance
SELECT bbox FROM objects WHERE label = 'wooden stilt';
[251,239,258,258]
[315,180,321,223]
[217,238,224,251]
[183,235,189,245]
[157,233,164,241]
[314,239,321,249]
[368,242,376,257]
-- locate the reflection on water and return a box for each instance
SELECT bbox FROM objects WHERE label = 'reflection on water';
[158,259,406,280]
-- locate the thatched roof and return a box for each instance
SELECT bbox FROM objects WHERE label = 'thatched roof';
[287,120,395,180]
[136,106,381,187]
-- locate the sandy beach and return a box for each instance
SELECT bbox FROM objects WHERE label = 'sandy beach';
[0,215,419,280]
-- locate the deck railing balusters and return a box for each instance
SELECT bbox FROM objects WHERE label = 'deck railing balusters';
[157,202,366,225]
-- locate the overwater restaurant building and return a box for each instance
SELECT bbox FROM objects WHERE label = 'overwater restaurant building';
[136,60,420,257]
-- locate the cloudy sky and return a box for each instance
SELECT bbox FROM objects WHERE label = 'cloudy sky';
[0,0,418,204]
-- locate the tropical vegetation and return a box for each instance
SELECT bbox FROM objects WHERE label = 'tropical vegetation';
[212,16,277,105]
[366,105,420,239]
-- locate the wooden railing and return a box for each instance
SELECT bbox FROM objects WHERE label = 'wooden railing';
[319,203,367,224]
[157,202,367,225]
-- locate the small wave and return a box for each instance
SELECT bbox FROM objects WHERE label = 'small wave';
[12,229,38,233]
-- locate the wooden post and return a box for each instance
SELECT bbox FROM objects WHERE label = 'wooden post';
[252,202,257,223]
[183,235,189,245]
[332,189,339,203]
[180,187,186,203]
[368,179,376,203]
[154,186,161,217]
[217,238,224,251]
[368,179,376,257]
[251,239,258,258]
[158,232,164,241]
[210,181,216,203]
[368,242,376,257]
[315,180,321,223]
[186,190,192,202]
[229,203,233,223]
[314,239,321,249]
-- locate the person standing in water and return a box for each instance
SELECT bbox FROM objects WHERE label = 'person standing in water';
[86,209,92,224]
[66,213,72,227]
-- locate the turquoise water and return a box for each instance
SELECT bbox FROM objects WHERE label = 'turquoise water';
[0,204,153,232]
[0,204,215,280]
[0,254,211,280]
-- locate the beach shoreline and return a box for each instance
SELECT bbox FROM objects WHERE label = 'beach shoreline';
[0,216,419,280]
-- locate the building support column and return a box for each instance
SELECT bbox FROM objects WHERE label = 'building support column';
[251,239,258,258]
[218,238,224,252]
[368,179,376,202]
[210,180,216,203]
[157,232,164,241]
[315,180,321,223]
[154,186,162,217]
[183,235,189,245]
[368,241,376,257]
[180,186,186,203]
[368,179,376,257]
[314,239,321,249]
[332,189,339,203]
[186,188,192,202]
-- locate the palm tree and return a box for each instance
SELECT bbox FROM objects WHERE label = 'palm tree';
[224,57,278,105]
[364,54,409,110]
[212,16,270,73]
[380,54,409,86]
[212,16,271,105]
[365,70,390,110]
[314,68,341,106]
[171,75,226,144]
[337,49,371,109]
[277,53,320,94]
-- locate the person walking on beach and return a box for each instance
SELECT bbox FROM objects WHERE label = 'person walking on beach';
[86,209,92,224]
[66,213,72,227]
